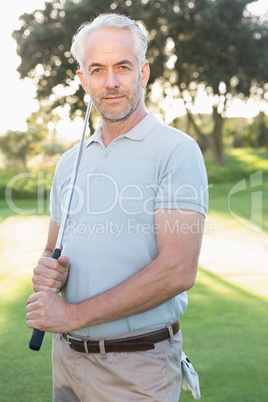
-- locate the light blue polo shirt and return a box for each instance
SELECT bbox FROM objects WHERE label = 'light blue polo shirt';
[50,112,208,338]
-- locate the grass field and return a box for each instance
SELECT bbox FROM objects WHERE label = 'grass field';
[0,147,267,401]
[0,278,53,402]
[180,269,268,401]
[0,261,267,401]
[205,148,268,234]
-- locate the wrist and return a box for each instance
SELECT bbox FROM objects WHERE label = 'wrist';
[68,302,85,332]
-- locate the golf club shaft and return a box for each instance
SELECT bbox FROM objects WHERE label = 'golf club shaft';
[29,99,92,351]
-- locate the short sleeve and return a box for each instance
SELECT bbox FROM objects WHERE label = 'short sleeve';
[155,140,208,216]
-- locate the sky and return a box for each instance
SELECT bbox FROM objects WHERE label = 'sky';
[1,0,268,138]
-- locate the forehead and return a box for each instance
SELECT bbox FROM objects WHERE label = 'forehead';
[84,28,136,65]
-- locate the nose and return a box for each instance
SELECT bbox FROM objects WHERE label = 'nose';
[105,69,120,89]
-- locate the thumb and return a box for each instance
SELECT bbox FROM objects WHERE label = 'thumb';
[58,256,70,268]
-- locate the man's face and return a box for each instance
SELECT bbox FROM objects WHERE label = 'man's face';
[78,29,149,123]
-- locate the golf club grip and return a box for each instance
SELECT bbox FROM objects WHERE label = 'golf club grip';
[29,248,62,351]
[29,329,45,351]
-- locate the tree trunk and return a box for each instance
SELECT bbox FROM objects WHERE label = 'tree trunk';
[22,157,32,178]
[186,111,210,153]
[212,107,226,166]
[254,111,268,153]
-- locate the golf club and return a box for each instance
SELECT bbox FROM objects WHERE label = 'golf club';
[29,98,93,351]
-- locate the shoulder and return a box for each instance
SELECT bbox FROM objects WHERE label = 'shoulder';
[146,113,195,144]
[58,144,79,165]
[147,113,200,155]
[55,141,84,170]
[53,143,80,182]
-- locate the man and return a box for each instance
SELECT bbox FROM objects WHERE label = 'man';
[26,13,208,401]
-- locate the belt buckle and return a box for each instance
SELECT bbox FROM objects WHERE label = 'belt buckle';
[66,334,90,354]
[84,340,89,354]
[66,334,82,350]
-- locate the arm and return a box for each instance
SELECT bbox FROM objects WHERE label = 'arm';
[32,219,70,293]
[26,209,204,333]
[75,209,204,325]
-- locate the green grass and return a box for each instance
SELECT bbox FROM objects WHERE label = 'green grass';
[0,147,267,400]
[205,148,268,184]
[0,279,53,402]
[0,199,50,223]
[1,148,267,233]
[205,148,268,234]
[0,169,53,199]
[0,268,267,401]
[208,179,268,234]
[180,269,268,401]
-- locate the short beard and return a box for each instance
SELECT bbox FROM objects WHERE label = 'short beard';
[90,77,144,123]
[100,92,142,123]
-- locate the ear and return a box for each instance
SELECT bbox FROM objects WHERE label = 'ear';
[141,61,150,88]
[77,70,89,94]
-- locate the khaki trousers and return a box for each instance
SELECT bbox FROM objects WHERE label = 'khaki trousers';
[52,330,183,402]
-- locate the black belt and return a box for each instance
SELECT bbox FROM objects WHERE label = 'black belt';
[62,320,180,354]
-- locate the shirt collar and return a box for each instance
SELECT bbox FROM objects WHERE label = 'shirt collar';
[85,124,103,148]
[85,112,158,147]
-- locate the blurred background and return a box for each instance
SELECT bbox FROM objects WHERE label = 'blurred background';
[0,1,267,401]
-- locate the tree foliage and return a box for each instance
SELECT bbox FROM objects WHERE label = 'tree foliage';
[0,128,46,172]
[242,112,268,149]
[13,0,268,165]
[0,111,66,172]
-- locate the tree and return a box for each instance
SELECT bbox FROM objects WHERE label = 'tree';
[242,112,268,150]
[0,128,46,173]
[169,0,268,163]
[144,0,268,164]
[13,0,268,165]
[0,105,70,172]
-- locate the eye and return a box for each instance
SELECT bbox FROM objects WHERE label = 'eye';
[118,65,130,72]
[92,68,103,74]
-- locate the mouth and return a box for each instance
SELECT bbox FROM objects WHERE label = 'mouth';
[102,95,126,103]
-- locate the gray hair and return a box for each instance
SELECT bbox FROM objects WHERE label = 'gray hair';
[70,13,148,69]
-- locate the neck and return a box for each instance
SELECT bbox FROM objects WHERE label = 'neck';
[101,106,147,147]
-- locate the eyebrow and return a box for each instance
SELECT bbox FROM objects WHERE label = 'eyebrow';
[88,59,133,70]
[88,62,104,69]
[115,59,133,67]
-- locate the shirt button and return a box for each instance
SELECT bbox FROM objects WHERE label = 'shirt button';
[104,152,109,158]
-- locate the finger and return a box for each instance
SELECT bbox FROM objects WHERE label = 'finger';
[33,266,59,283]
[26,292,38,305]
[26,299,43,314]
[32,283,60,294]
[38,257,59,270]
[27,319,40,330]
[38,258,68,275]
[33,261,66,282]
[26,312,45,330]
[32,272,62,289]
[26,291,48,307]
[35,257,69,277]
[26,301,37,314]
